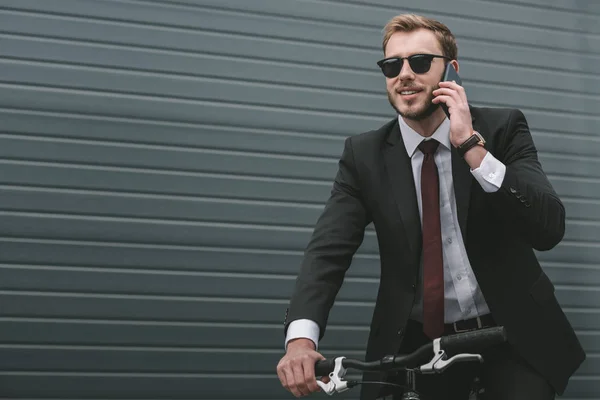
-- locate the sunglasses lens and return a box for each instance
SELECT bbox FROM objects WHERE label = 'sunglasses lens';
[408,55,433,74]
[380,59,402,78]
[379,55,436,77]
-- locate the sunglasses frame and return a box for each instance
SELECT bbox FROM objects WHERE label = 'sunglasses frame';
[376,54,451,77]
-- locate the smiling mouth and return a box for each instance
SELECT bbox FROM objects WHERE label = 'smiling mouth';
[396,87,423,95]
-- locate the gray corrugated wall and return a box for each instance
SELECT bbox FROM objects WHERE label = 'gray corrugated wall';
[0,0,598,398]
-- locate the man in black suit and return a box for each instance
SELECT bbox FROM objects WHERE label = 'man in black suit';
[276,13,585,400]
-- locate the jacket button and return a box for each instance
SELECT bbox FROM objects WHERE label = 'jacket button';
[398,329,403,335]
[510,187,517,194]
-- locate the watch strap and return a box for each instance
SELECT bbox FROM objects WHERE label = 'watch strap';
[457,132,485,158]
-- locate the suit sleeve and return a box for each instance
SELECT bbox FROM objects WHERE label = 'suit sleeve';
[284,136,372,340]
[488,109,565,251]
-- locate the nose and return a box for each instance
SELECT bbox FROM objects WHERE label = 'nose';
[398,59,415,81]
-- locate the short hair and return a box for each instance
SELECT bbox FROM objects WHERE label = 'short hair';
[382,14,458,60]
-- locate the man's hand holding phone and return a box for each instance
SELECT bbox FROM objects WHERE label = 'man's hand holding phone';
[433,64,487,168]
[433,80,474,148]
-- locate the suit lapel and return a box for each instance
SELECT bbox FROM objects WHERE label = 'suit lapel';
[383,120,421,257]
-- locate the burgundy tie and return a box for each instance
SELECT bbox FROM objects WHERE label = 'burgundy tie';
[418,139,444,339]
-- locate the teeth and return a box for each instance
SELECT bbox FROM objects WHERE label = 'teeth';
[401,91,418,95]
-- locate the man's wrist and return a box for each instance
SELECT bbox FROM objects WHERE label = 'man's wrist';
[453,133,472,148]
[463,145,487,169]
[456,131,486,157]
[287,337,316,351]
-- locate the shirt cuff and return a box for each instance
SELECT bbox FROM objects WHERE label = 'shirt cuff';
[471,151,506,193]
[285,319,320,350]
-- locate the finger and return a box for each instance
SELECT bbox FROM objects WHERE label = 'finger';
[293,362,310,397]
[434,94,470,117]
[433,87,461,103]
[276,363,289,390]
[453,83,468,103]
[438,80,461,89]
[432,94,454,106]
[438,81,468,102]
[433,89,463,107]
[433,87,458,95]
[302,357,320,393]
[284,366,303,398]
[279,360,303,398]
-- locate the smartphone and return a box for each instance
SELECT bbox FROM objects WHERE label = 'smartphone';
[439,63,462,118]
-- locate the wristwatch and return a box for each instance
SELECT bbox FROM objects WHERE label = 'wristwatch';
[457,131,485,158]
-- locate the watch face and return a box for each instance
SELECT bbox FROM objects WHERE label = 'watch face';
[474,131,486,144]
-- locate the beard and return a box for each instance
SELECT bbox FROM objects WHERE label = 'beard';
[387,86,440,121]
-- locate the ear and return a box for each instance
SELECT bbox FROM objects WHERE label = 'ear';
[451,59,460,74]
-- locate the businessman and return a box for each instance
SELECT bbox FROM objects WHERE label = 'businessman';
[276,13,585,400]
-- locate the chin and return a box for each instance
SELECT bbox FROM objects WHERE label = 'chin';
[388,91,439,121]
[394,101,440,121]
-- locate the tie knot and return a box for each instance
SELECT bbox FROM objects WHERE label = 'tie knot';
[418,139,439,156]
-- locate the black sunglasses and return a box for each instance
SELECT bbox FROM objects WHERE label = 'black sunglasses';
[376,54,450,78]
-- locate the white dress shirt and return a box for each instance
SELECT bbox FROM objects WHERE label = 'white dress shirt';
[285,116,507,349]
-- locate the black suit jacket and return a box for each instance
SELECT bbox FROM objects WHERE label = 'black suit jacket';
[284,106,585,399]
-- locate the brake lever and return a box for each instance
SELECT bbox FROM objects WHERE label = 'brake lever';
[432,353,483,372]
[420,338,483,374]
[316,357,349,395]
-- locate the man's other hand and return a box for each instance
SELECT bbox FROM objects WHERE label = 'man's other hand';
[276,338,326,397]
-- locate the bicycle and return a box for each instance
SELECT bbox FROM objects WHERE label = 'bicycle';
[314,326,507,399]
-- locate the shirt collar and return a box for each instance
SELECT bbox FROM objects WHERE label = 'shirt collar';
[397,115,451,157]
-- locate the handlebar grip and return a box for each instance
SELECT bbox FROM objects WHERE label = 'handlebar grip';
[440,326,507,355]
[315,359,335,376]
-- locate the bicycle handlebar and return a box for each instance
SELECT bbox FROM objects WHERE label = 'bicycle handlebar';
[441,326,507,356]
[315,326,507,376]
